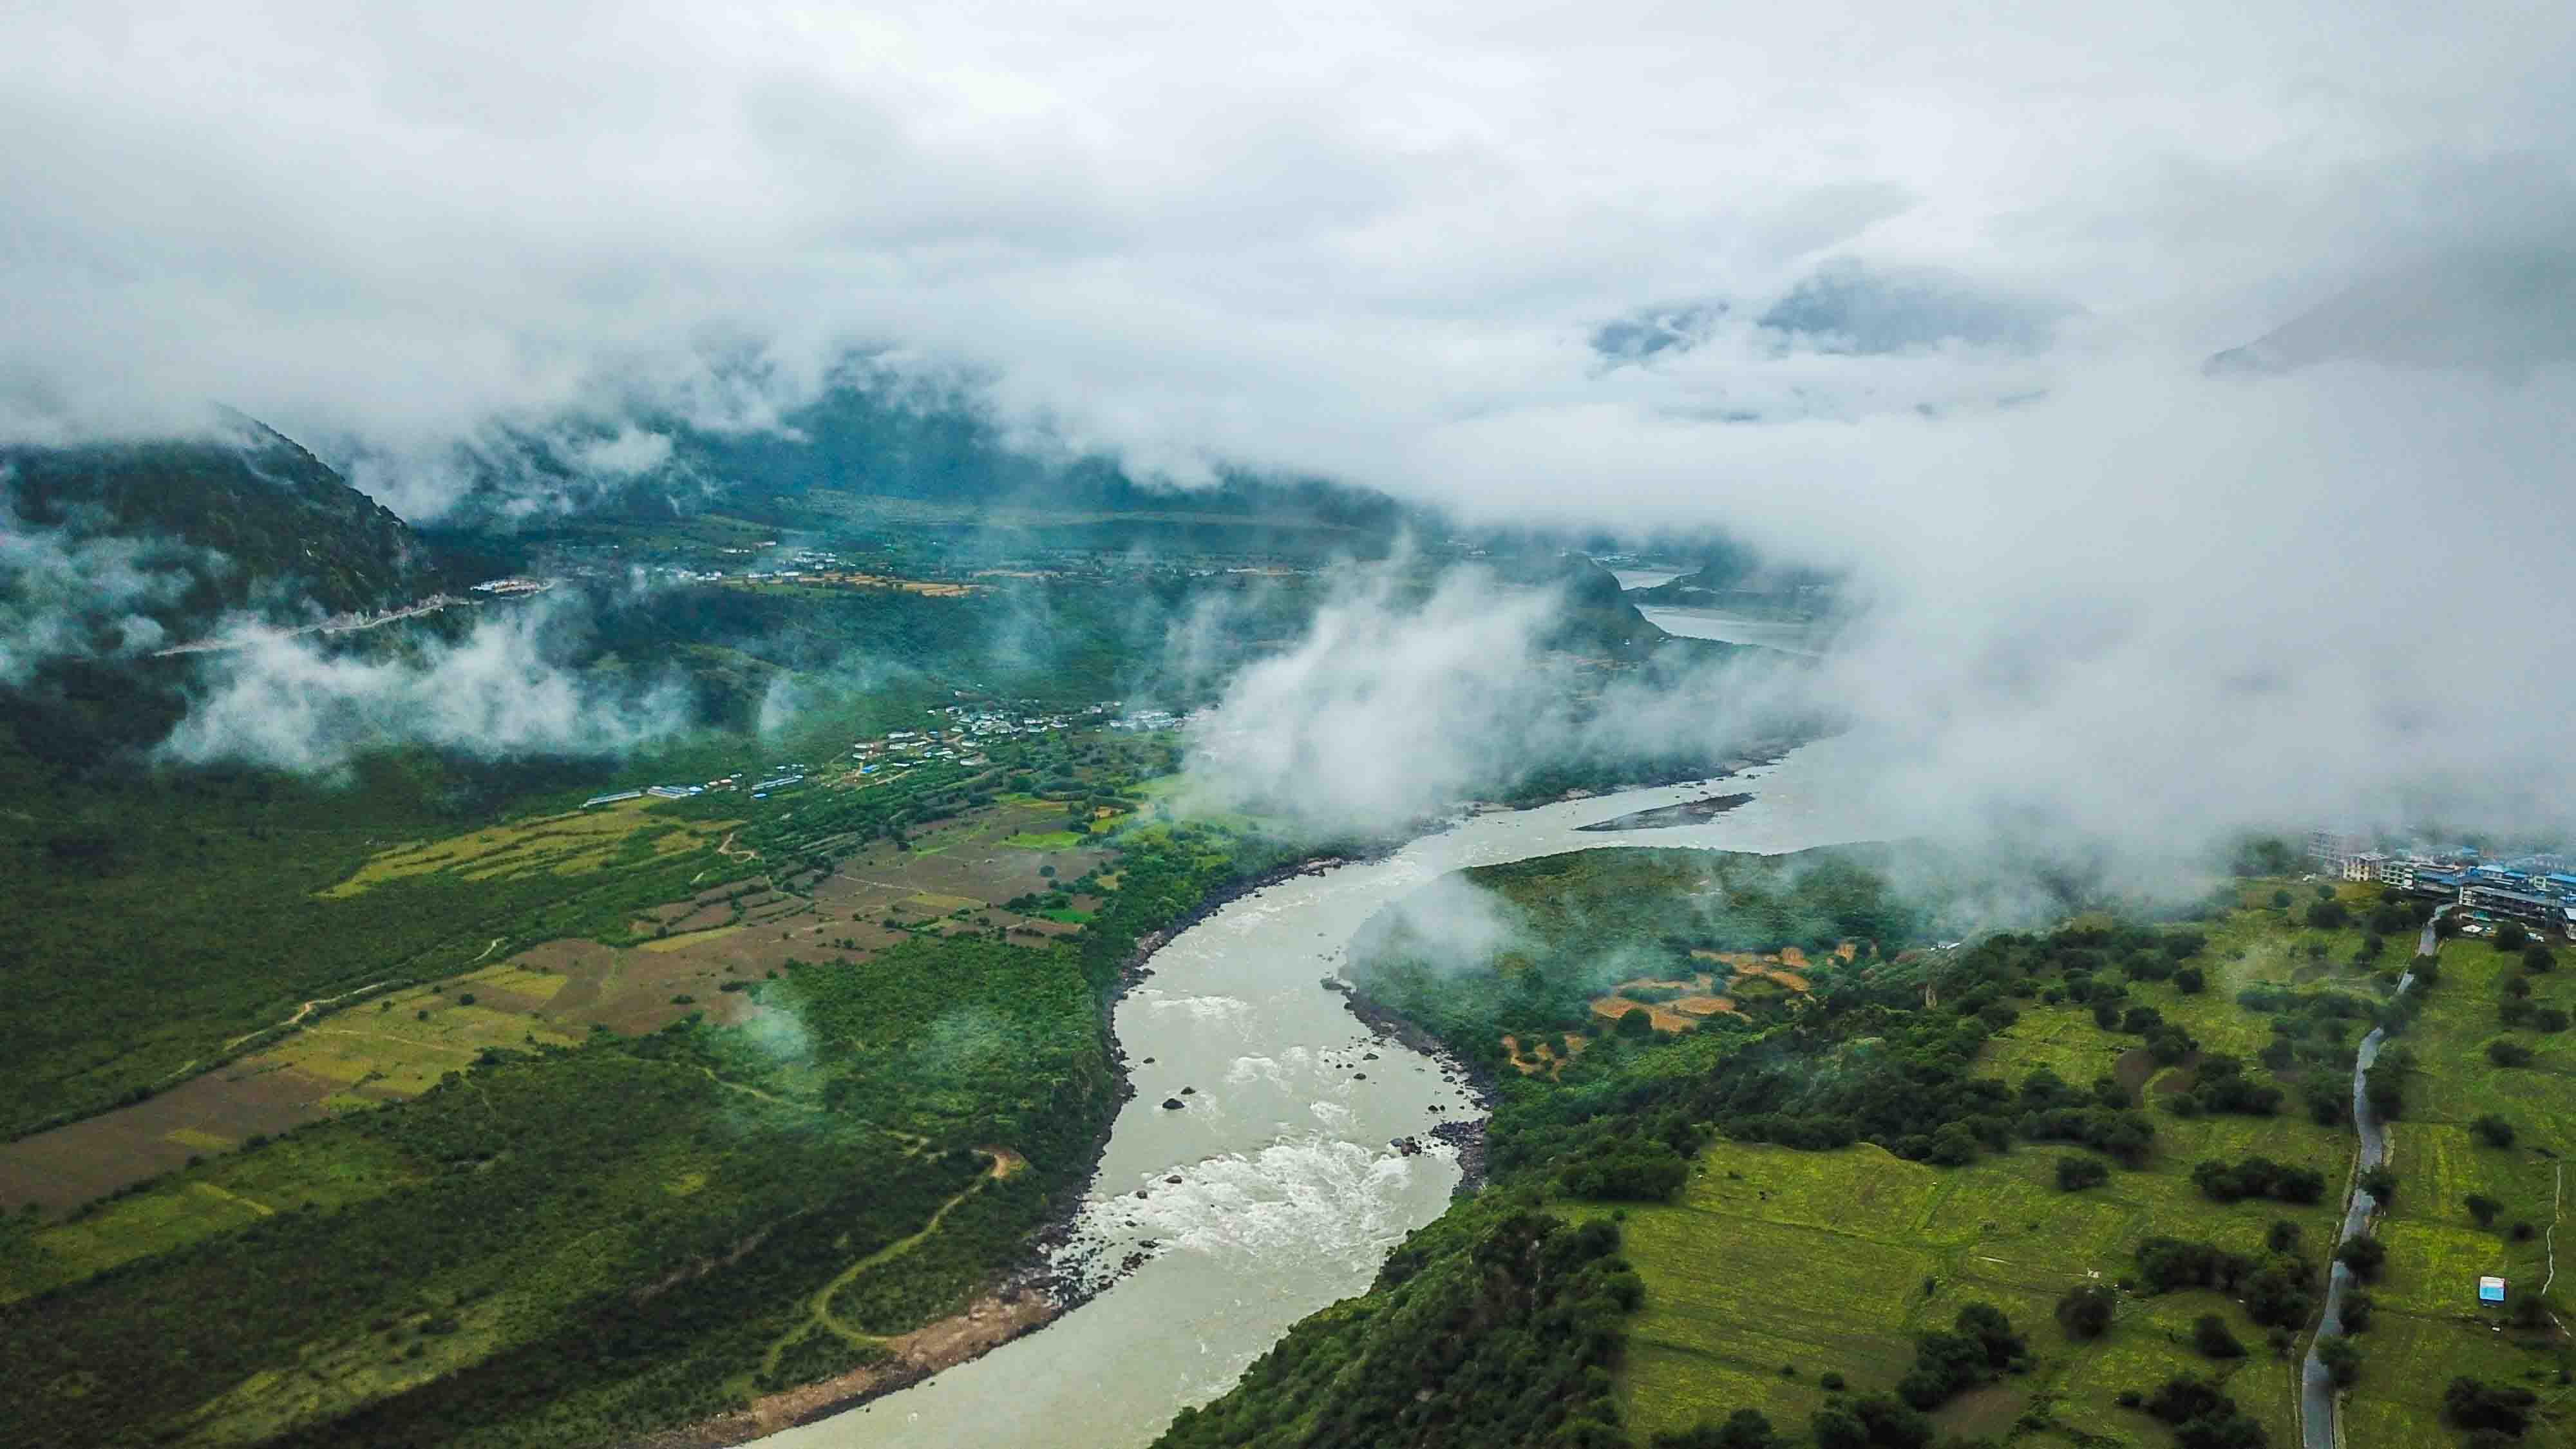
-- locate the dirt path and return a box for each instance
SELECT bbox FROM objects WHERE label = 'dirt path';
[757,1149,1014,1378]
[2547,1163,2564,1298]
[222,981,392,1051]
[2302,905,2446,1449]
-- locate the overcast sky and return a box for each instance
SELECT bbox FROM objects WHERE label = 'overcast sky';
[8,0,2573,846]
[5,1,2570,481]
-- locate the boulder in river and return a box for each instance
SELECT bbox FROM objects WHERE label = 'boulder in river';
[1160,1097,1185,1110]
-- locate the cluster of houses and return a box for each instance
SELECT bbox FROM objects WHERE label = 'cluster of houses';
[582,773,744,810]
[468,576,551,596]
[580,697,1195,811]
[2307,831,2576,939]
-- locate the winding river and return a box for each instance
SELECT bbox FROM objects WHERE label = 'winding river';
[761,734,1888,1449]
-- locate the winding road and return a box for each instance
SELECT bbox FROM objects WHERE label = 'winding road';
[2300,904,2447,1449]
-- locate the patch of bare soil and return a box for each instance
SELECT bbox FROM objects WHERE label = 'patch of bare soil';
[623,1291,1061,1449]
[2111,1046,2159,1103]
[0,1060,343,1211]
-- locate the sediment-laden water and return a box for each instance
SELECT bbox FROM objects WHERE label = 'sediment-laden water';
[761,735,1884,1449]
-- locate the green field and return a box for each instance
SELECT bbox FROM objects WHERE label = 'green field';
[1168,857,2575,1449]
[0,720,1307,1448]
[2342,923,2576,1442]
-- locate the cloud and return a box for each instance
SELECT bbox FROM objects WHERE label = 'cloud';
[0,0,2568,854]
[157,596,691,775]
[0,487,204,683]
[1177,558,1810,835]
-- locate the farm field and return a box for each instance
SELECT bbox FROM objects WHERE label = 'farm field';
[0,708,1316,1449]
[0,766,1127,1213]
[1602,998,2352,1446]
[1602,882,2576,1447]
[1177,848,2576,1449]
[2343,922,2576,1442]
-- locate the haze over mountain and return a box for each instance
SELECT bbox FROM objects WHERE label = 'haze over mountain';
[2206,247,2576,376]
[3,0,2573,855]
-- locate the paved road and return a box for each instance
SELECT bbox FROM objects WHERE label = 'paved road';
[2300,905,2446,1449]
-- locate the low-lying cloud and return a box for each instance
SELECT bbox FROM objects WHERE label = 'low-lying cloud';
[159,598,690,775]
[0,494,202,684]
[1177,560,1810,835]
[1,0,2570,863]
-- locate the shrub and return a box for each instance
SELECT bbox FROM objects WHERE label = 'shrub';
[1653,1410,1779,1449]
[2191,1156,2325,1204]
[2444,1376,2537,1434]
[2191,1313,2245,1359]
[2173,965,2206,994]
[2474,1115,2517,1148]
[2465,1193,2502,1226]
[2318,1333,2363,1387]
[2056,1155,2110,1191]
[2486,1040,2533,1067]
[2335,1236,2387,1282]
[2056,1282,2115,1339]
[2359,1164,2396,1203]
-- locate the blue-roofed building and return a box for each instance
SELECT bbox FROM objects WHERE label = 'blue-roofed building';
[2463,884,2572,933]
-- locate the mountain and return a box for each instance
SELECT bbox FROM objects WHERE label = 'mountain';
[3,416,442,633]
[1591,259,2073,368]
[406,363,1423,548]
[2206,249,2576,376]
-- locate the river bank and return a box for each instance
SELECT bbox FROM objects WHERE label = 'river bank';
[630,849,1398,1449]
[1332,983,1498,1193]
[750,740,1877,1449]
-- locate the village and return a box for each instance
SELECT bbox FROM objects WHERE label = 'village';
[580,699,1195,809]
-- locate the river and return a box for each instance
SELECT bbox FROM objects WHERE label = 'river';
[759,735,1885,1449]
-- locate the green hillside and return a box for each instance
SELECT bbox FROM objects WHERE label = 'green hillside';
[1166,858,2571,1449]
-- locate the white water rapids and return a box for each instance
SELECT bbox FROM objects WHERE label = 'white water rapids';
[761,734,1886,1449]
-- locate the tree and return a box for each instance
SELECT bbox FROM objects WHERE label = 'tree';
[2472,1115,2517,1148]
[2340,1290,2374,1333]
[2270,889,2293,909]
[2266,1219,2302,1253]
[2336,1236,2387,1282]
[2523,943,2556,973]
[2192,1313,2246,1359]
[1924,1121,1980,1168]
[2485,1039,2533,1068]
[2318,1333,2363,1387]
[2174,965,2206,994]
[1810,1404,1867,1449]
[1850,1395,1932,1449]
[2495,921,2530,952]
[2307,899,2349,930]
[1652,1410,1779,1449]
[1955,1301,2025,1368]
[2363,1060,2405,1121]
[2056,1281,2116,1339]
[2444,1377,2538,1435]
[2465,1193,2503,1226]
[2359,1164,2397,1204]
[2056,1155,2110,1191]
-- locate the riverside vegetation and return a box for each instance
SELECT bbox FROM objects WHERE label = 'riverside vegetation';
[1162,851,2571,1449]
